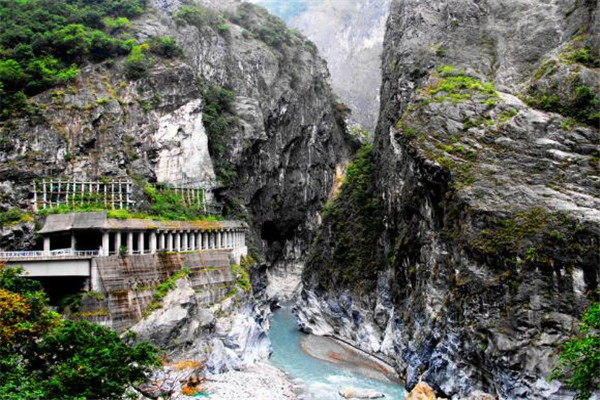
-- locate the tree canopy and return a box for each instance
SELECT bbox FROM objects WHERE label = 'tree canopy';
[0,264,161,400]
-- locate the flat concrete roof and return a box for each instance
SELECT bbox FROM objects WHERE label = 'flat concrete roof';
[39,212,247,234]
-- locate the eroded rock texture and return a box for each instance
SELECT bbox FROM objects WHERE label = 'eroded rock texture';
[299,0,599,398]
[0,2,355,295]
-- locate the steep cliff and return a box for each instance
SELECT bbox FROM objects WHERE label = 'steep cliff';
[299,0,599,398]
[0,1,355,296]
[252,0,390,133]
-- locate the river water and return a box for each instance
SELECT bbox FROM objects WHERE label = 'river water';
[268,303,406,400]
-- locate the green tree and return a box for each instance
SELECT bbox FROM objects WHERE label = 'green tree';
[552,302,600,399]
[31,320,160,399]
[0,264,161,400]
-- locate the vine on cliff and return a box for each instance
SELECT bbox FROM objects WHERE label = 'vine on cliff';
[304,144,384,292]
[202,85,239,187]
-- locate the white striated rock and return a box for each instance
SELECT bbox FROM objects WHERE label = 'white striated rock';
[154,98,217,187]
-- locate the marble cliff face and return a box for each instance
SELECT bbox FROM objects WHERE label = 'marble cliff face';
[299,0,599,398]
[252,0,391,133]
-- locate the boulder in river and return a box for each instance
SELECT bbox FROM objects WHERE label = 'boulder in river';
[339,387,386,399]
[406,382,496,400]
[406,382,437,400]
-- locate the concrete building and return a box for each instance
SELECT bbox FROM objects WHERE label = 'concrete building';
[1,211,248,282]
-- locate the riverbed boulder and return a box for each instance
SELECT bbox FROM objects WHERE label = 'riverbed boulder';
[405,382,437,400]
[339,387,386,399]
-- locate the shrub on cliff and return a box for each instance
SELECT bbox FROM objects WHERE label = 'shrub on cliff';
[552,302,600,400]
[0,264,161,400]
[149,36,182,58]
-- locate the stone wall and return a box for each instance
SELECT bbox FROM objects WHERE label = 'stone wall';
[84,250,235,331]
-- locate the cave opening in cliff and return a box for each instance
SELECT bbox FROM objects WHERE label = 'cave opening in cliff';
[261,220,281,242]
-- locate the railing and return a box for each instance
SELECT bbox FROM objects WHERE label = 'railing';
[33,179,136,212]
[0,249,99,259]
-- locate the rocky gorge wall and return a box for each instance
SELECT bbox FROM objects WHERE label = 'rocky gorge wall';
[0,0,356,296]
[299,0,600,399]
[0,0,358,376]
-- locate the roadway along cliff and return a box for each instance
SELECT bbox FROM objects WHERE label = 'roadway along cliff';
[0,1,357,299]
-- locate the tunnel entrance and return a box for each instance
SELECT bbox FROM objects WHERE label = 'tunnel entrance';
[29,276,88,306]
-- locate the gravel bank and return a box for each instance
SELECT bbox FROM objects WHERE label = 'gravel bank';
[205,362,298,400]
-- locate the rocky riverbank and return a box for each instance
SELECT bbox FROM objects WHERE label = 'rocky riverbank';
[205,362,298,400]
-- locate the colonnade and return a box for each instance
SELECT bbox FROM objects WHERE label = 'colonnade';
[101,229,246,256]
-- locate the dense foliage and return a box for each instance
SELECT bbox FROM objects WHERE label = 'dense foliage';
[305,145,384,292]
[143,184,210,220]
[175,3,225,31]
[0,264,160,400]
[552,302,600,400]
[228,3,295,49]
[0,0,181,119]
[0,0,145,115]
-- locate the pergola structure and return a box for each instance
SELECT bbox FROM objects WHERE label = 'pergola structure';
[37,212,248,257]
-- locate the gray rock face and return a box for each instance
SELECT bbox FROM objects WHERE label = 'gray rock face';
[254,0,391,133]
[130,278,271,373]
[299,0,599,399]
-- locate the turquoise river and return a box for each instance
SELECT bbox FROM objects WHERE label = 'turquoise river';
[268,303,406,399]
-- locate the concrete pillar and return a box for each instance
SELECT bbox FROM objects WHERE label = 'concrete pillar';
[114,232,121,255]
[43,236,51,255]
[182,231,188,251]
[150,231,157,254]
[102,232,109,256]
[167,232,173,251]
[202,232,207,249]
[70,234,77,251]
[159,233,165,250]
[138,231,145,254]
[127,232,133,255]
[196,232,202,250]
[241,231,245,247]
[215,231,220,249]
[190,232,196,250]
[175,232,181,251]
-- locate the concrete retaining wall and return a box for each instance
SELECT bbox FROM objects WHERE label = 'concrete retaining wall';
[83,250,236,331]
